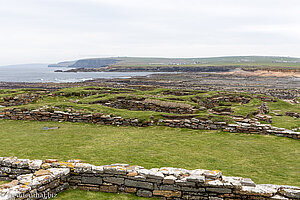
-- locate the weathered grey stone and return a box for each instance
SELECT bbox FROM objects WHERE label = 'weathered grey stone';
[280,188,300,198]
[181,186,205,192]
[209,197,223,200]
[153,190,182,198]
[103,176,124,185]
[124,179,153,190]
[240,178,256,187]
[186,175,205,183]
[271,195,289,200]
[145,178,162,184]
[175,180,196,187]
[82,176,102,185]
[160,184,180,191]
[28,160,43,170]
[206,187,232,194]
[136,189,152,197]
[163,175,177,184]
[99,185,118,193]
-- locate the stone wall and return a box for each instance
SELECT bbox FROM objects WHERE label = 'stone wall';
[0,94,42,107]
[0,157,69,200]
[97,98,198,114]
[0,108,299,140]
[191,95,252,109]
[162,118,299,140]
[286,112,300,119]
[1,157,299,200]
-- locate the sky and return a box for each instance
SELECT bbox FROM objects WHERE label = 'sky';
[1,0,300,65]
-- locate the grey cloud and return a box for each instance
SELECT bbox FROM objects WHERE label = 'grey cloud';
[0,0,300,65]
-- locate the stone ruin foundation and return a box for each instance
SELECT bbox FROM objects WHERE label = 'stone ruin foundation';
[0,157,299,200]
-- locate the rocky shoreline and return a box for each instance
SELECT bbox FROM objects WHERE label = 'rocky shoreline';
[1,69,299,100]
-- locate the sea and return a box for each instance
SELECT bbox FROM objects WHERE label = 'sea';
[0,64,167,83]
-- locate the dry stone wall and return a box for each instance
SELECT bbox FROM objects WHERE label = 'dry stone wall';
[0,108,299,140]
[1,157,299,200]
[192,95,252,109]
[162,118,299,140]
[97,99,198,114]
[286,112,300,119]
[0,157,69,200]
[0,94,42,107]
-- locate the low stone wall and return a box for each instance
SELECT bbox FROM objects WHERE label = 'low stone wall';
[0,157,70,200]
[162,118,299,140]
[0,94,42,107]
[1,157,299,199]
[192,95,252,109]
[286,112,300,119]
[97,99,198,114]
[0,108,299,140]
[254,114,272,123]
[0,108,153,127]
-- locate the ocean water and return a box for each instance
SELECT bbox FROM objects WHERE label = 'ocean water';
[0,64,166,83]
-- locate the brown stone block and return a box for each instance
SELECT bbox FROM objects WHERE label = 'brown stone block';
[127,172,138,177]
[153,190,182,198]
[125,187,137,193]
[45,159,59,163]
[100,185,118,193]
[34,170,51,177]
[77,186,100,192]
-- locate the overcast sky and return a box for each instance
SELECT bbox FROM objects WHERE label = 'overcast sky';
[1,0,300,65]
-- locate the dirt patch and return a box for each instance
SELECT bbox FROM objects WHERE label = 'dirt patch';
[221,69,300,78]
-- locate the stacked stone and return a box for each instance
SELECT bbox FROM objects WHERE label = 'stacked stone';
[258,102,269,114]
[292,98,300,104]
[162,118,299,139]
[51,91,99,97]
[0,168,69,200]
[210,107,232,115]
[0,157,69,200]
[224,122,300,139]
[254,114,272,123]
[285,112,300,119]
[1,157,300,199]
[0,108,299,140]
[0,157,43,181]
[162,90,204,96]
[0,108,153,127]
[0,94,43,107]
[255,95,277,102]
[162,118,227,130]
[193,95,252,109]
[99,99,197,114]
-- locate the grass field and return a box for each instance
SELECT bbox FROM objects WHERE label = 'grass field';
[0,119,299,199]
[108,56,300,68]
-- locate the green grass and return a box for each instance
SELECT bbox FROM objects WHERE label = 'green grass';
[112,56,300,68]
[1,88,300,199]
[231,98,262,117]
[54,190,159,200]
[0,120,299,189]
[268,100,300,129]
[0,181,9,185]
